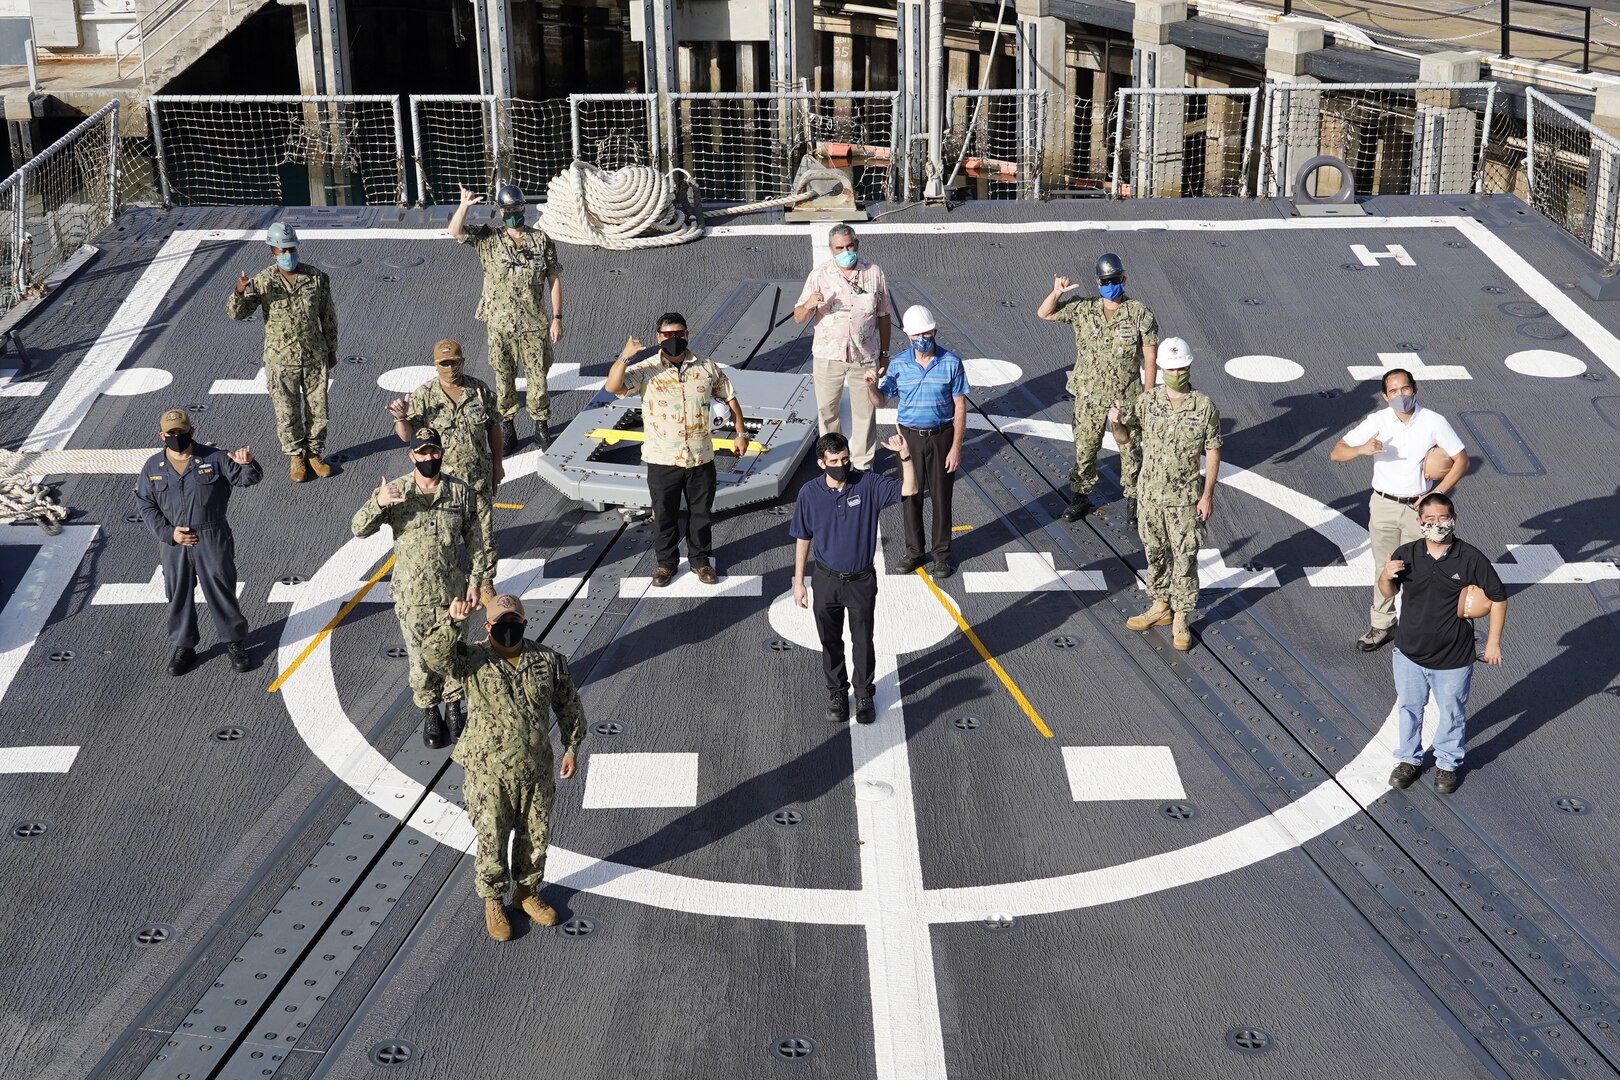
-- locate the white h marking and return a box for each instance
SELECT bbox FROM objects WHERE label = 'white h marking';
[1351,243,1415,266]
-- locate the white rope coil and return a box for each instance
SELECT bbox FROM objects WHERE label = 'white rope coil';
[538,161,813,249]
[0,451,67,533]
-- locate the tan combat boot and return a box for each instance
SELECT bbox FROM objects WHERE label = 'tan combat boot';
[512,884,559,926]
[1172,611,1193,651]
[289,455,308,483]
[484,897,512,941]
[306,456,332,479]
[1126,599,1173,632]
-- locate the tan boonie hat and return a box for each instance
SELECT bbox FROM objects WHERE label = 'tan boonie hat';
[160,408,193,433]
[433,339,464,363]
[488,594,526,620]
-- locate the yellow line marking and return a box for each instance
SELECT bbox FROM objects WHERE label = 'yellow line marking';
[267,555,396,694]
[951,525,973,532]
[494,502,524,509]
[914,568,1054,739]
[586,428,760,454]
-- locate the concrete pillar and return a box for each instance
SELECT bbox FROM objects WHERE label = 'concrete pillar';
[1016,0,1066,194]
[1130,0,1186,197]
[1264,20,1323,198]
[833,31,856,93]
[1414,51,1481,196]
[897,0,927,197]
[1588,86,1620,263]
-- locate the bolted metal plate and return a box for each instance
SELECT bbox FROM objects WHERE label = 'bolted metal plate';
[997,299,1018,308]
[1209,240,1228,247]
[952,715,982,730]
[1049,635,1078,649]
[377,275,400,283]
[134,924,173,946]
[1395,341,1424,351]
[1516,322,1569,340]
[11,820,48,839]
[278,575,305,586]
[1499,301,1548,318]
[772,1036,816,1061]
[1552,796,1590,814]
[1226,1028,1275,1054]
[770,809,804,827]
[1162,802,1199,821]
[369,1040,416,1067]
[592,721,623,736]
[557,917,596,937]
[1445,240,1468,248]
[343,354,369,365]
[1482,285,1506,294]
[1340,263,1363,271]
[212,727,245,742]
[981,912,1016,931]
[1579,370,1607,382]
[1240,297,1264,306]
[184,402,210,412]
[382,646,408,659]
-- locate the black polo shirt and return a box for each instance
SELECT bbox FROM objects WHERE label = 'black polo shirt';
[789,469,903,574]
[1389,537,1506,670]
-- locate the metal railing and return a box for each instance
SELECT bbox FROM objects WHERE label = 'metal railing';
[1525,87,1620,262]
[945,88,1047,199]
[115,0,242,82]
[148,94,408,207]
[1113,87,1259,198]
[1500,0,1592,74]
[410,93,500,206]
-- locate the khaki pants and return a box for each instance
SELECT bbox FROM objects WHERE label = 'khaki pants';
[1368,492,1423,630]
[813,357,878,469]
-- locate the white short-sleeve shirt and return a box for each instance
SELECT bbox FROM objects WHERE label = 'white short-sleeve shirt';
[1341,404,1466,498]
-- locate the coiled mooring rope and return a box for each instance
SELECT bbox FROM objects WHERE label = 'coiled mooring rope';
[538,162,813,249]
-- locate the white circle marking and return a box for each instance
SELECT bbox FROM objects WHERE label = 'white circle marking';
[1223,355,1304,383]
[101,368,174,396]
[1504,349,1586,378]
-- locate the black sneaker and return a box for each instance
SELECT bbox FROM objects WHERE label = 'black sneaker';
[500,419,518,451]
[1059,496,1092,523]
[930,558,954,580]
[1388,762,1422,789]
[225,640,250,673]
[854,695,876,724]
[422,705,450,749]
[1433,768,1460,794]
[825,689,850,724]
[1357,627,1393,652]
[446,698,467,741]
[894,553,927,575]
[167,646,196,677]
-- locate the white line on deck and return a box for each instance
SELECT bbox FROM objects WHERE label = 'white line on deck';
[0,745,80,774]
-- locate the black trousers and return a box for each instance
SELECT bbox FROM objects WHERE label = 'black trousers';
[160,525,249,648]
[812,563,879,696]
[647,461,717,570]
[900,425,955,561]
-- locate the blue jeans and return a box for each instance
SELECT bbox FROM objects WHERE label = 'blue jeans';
[1392,649,1473,771]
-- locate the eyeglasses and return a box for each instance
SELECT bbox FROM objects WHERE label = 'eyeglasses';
[436,359,463,367]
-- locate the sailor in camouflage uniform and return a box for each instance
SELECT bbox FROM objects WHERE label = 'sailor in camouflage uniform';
[1037,252,1159,524]
[425,593,584,942]
[226,222,339,483]
[351,427,494,749]
[1108,337,1223,652]
[448,182,564,452]
[387,339,504,604]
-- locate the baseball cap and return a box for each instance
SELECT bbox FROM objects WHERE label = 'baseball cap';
[1158,337,1195,370]
[409,426,443,452]
[433,340,464,364]
[488,594,525,620]
[160,408,193,433]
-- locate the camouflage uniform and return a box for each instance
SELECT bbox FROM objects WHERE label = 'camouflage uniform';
[459,223,561,423]
[404,375,499,575]
[1053,297,1158,498]
[1134,386,1223,613]
[351,474,493,707]
[423,623,585,898]
[226,264,339,457]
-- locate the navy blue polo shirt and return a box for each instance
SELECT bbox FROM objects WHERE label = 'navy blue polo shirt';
[789,469,903,574]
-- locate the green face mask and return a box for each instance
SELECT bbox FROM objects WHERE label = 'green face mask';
[502,212,524,229]
[1164,370,1191,392]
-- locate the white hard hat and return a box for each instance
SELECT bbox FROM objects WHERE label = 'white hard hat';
[1158,336,1194,369]
[901,305,936,335]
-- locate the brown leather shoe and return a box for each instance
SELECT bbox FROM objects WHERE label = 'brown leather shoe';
[289,455,308,483]
[695,565,720,585]
[512,884,559,926]
[484,897,512,941]
[650,567,675,587]
[305,456,332,479]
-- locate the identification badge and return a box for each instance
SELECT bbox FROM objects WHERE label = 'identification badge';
[846,495,862,507]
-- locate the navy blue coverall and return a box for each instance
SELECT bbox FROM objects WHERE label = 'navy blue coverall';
[133,444,262,648]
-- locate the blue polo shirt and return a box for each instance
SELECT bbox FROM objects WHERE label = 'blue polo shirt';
[789,469,904,574]
[877,345,970,429]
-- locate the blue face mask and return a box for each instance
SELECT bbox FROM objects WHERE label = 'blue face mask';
[1098,283,1124,301]
[834,249,859,270]
[275,251,297,272]
[911,335,934,354]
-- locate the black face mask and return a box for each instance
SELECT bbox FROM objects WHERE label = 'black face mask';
[414,457,442,478]
[164,432,193,453]
[490,621,525,648]
[824,463,850,483]
[660,337,688,358]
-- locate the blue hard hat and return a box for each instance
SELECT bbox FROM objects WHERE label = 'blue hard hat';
[266,222,299,248]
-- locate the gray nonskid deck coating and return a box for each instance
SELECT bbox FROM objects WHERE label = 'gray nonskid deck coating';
[2,196,1618,1079]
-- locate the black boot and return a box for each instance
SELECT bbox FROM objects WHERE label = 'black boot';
[225,640,251,673]
[500,418,518,451]
[167,646,195,677]
[532,422,552,452]
[446,698,467,741]
[1125,496,1138,529]
[825,689,850,724]
[422,704,450,749]
[1059,495,1092,522]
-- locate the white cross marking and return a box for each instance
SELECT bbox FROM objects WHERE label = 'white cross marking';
[0,368,46,397]
[964,552,1107,593]
[91,567,246,606]
[1492,544,1620,584]
[1347,350,1472,382]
